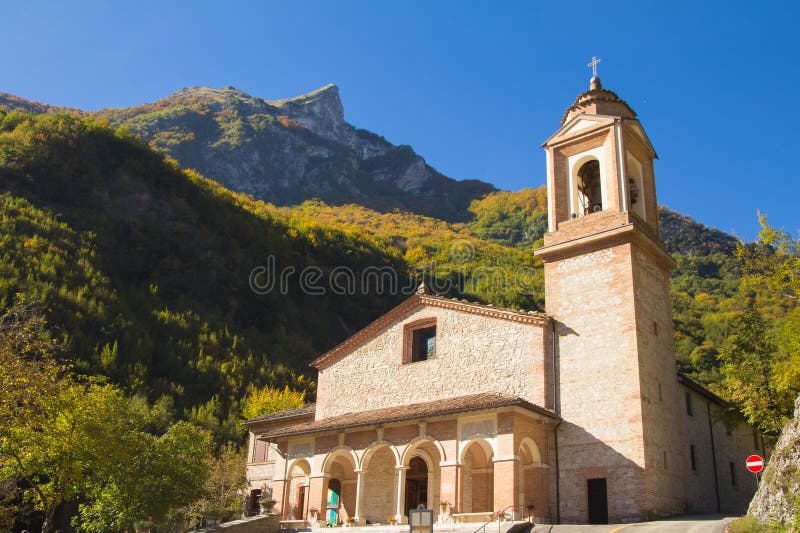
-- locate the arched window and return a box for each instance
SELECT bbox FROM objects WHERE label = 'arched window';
[576,160,602,215]
[626,153,646,220]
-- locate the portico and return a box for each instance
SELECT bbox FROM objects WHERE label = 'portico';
[245,393,555,526]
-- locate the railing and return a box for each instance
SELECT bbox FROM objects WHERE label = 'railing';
[471,505,534,533]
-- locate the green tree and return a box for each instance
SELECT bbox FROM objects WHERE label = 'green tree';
[721,215,800,434]
[0,302,62,531]
[718,309,791,434]
[1,378,128,532]
[76,420,213,532]
[182,443,247,526]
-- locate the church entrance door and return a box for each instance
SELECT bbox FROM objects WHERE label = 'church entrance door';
[405,457,428,514]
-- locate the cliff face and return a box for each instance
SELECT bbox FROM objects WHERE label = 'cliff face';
[748,394,800,526]
[0,85,493,222]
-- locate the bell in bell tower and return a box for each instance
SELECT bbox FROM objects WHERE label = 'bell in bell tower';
[535,62,684,523]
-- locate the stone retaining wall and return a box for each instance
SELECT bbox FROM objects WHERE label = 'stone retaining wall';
[210,514,279,533]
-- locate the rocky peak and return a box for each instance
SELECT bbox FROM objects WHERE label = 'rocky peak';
[268,84,346,142]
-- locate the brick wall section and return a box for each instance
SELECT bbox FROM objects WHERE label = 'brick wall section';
[542,240,648,523]
[631,245,686,517]
[315,305,548,419]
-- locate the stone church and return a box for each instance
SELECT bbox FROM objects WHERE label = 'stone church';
[244,77,763,525]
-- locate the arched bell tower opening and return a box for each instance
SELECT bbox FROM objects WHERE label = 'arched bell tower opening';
[575,159,602,216]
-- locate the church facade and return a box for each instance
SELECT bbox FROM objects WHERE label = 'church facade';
[244,78,762,525]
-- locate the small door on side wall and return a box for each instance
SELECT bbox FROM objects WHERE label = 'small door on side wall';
[587,478,608,524]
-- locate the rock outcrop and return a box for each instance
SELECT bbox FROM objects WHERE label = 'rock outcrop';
[748,394,800,526]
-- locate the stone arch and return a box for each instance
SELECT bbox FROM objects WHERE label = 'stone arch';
[401,437,446,466]
[459,437,495,464]
[460,438,494,513]
[517,437,545,518]
[286,458,311,520]
[518,437,542,465]
[360,441,401,470]
[323,447,358,526]
[322,446,359,474]
[286,457,312,477]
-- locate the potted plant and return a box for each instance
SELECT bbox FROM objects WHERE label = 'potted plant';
[388,516,397,526]
[259,493,277,515]
[204,507,223,526]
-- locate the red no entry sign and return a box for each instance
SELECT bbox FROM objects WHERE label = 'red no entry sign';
[746,454,764,473]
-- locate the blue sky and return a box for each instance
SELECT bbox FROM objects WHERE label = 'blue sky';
[1,0,797,240]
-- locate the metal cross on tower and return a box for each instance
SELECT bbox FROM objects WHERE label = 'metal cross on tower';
[587,56,601,78]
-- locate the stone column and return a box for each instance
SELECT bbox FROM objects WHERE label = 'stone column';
[493,457,519,519]
[439,462,461,514]
[307,474,329,525]
[353,469,365,524]
[395,465,409,523]
[427,472,435,509]
[271,478,288,519]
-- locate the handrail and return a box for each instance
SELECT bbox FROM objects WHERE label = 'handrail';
[471,505,533,533]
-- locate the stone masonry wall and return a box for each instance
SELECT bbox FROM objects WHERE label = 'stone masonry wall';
[680,387,760,515]
[316,304,547,419]
[679,386,719,514]
[213,514,279,533]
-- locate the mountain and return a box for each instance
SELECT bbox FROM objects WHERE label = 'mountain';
[658,207,739,256]
[0,85,495,222]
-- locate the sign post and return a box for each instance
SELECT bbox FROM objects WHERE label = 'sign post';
[746,454,765,485]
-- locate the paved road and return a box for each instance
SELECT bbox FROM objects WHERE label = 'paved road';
[531,515,737,533]
[623,515,736,533]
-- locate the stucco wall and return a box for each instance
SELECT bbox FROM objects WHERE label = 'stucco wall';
[316,304,548,419]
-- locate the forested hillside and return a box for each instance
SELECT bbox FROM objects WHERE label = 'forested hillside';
[0,110,549,444]
[0,109,408,441]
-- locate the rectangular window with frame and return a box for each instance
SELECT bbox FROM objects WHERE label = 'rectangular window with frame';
[252,438,267,463]
[403,318,437,364]
[412,326,436,362]
[730,461,737,486]
[690,444,697,471]
[686,392,693,416]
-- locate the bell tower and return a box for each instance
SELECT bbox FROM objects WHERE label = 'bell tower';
[535,72,684,522]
